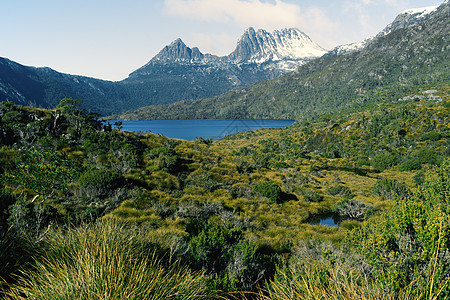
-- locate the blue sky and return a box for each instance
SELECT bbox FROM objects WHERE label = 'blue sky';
[0,0,445,81]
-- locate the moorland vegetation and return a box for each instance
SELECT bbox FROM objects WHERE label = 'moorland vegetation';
[0,83,449,299]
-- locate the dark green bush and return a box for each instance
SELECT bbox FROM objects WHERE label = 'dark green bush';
[399,148,439,171]
[252,182,282,203]
[413,170,425,186]
[419,131,441,141]
[299,188,323,202]
[78,169,123,189]
[188,220,243,273]
[187,219,277,293]
[372,152,400,172]
[371,178,409,200]
[327,185,354,199]
[399,157,423,171]
[225,240,278,292]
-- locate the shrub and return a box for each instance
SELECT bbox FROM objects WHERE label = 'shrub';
[371,178,409,200]
[372,152,400,172]
[419,131,441,141]
[252,182,282,203]
[335,200,373,221]
[299,188,323,202]
[186,170,220,192]
[188,220,243,273]
[352,159,450,297]
[327,185,354,199]
[225,240,278,292]
[399,148,440,171]
[398,157,423,171]
[413,170,426,186]
[78,169,123,190]
[186,219,277,293]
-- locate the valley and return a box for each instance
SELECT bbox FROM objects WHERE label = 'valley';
[0,1,449,299]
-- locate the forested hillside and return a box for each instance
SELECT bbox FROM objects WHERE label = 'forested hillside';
[1,83,449,298]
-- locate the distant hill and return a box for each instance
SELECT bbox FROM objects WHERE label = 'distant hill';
[0,28,325,116]
[0,58,122,115]
[113,1,449,120]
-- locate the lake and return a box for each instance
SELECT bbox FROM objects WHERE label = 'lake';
[108,119,295,140]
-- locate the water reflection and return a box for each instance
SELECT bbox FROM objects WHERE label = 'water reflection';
[308,213,345,227]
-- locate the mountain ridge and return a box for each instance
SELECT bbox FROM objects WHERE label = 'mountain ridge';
[329,4,440,55]
[113,0,449,120]
[129,27,326,78]
[0,26,326,115]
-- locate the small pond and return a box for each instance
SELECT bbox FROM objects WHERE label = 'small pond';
[308,212,347,227]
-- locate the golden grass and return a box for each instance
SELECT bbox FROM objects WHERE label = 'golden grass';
[7,220,215,300]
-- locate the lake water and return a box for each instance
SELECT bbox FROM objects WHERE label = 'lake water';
[108,119,295,140]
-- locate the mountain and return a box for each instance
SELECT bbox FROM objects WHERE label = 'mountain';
[123,27,326,108]
[0,58,124,114]
[329,4,440,55]
[0,27,326,115]
[113,1,449,120]
[228,27,326,64]
[130,27,326,76]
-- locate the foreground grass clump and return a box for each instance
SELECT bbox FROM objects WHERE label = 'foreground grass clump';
[7,220,215,300]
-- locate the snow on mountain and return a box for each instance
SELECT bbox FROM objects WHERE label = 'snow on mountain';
[131,27,326,77]
[329,4,439,55]
[228,27,327,63]
[403,5,439,17]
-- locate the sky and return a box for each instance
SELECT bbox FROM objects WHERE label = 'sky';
[0,0,445,81]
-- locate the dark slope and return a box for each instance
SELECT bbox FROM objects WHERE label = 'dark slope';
[0,58,126,115]
[114,1,449,120]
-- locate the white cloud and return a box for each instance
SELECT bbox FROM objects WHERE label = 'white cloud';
[342,1,373,30]
[190,32,236,56]
[164,0,303,30]
[303,7,337,33]
[164,0,341,49]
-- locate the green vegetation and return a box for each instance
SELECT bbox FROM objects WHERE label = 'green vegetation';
[1,86,449,298]
[6,220,214,300]
[252,182,282,203]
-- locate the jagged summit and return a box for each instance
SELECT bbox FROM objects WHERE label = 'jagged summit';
[127,26,326,98]
[148,38,204,64]
[229,27,327,63]
[131,26,326,77]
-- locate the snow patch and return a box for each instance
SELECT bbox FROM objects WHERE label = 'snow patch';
[402,5,438,16]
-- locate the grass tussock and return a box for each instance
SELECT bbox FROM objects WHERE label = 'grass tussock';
[7,220,215,300]
[256,256,440,300]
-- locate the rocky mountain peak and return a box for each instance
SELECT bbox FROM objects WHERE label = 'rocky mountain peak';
[151,38,204,64]
[228,27,326,63]
[130,26,326,78]
[385,4,438,33]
